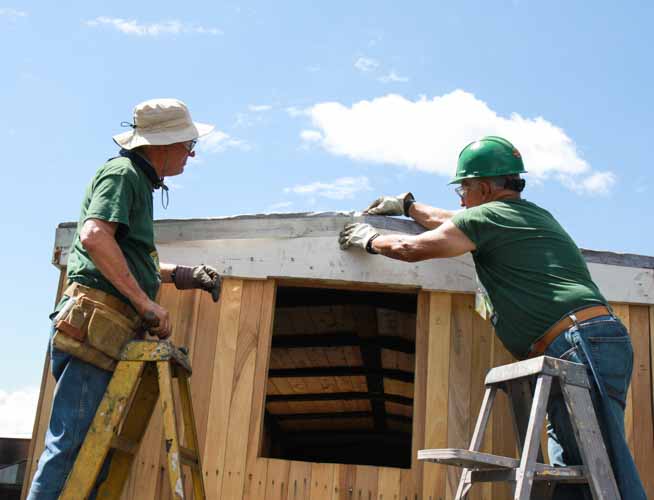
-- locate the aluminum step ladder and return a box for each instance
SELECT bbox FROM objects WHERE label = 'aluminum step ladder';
[418,356,619,500]
[59,340,206,499]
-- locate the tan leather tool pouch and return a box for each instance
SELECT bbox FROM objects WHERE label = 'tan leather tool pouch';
[53,295,140,371]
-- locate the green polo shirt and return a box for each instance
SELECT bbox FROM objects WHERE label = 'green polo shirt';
[66,152,161,307]
[451,198,606,358]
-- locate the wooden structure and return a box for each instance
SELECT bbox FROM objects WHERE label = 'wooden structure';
[23,213,654,499]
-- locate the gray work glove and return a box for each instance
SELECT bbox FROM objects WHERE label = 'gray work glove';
[173,265,221,302]
[364,192,414,216]
[339,223,380,252]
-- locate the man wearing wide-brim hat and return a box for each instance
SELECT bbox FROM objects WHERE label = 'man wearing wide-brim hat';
[27,98,221,499]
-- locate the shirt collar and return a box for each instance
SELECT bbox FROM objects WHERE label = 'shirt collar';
[119,149,164,190]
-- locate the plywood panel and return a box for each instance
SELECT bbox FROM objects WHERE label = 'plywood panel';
[309,462,334,500]
[628,305,654,496]
[202,278,244,499]
[244,458,269,500]
[286,460,312,500]
[422,292,452,500]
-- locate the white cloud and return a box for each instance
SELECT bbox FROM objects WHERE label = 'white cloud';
[299,90,613,194]
[248,104,273,112]
[378,71,409,83]
[285,176,372,200]
[199,130,250,153]
[0,387,38,438]
[300,130,323,142]
[0,8,27,18]
[286,106,308,118]
[354,57,379,72]
[85,17,221,36]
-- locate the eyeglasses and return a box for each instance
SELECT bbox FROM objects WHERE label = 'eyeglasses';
[454,185,467,198]
[184,139,198,153]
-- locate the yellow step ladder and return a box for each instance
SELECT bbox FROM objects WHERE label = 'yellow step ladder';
[59,340,206,500]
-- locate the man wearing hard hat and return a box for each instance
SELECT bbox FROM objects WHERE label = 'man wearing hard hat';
[339,136,645,499]
[27,99,221,499]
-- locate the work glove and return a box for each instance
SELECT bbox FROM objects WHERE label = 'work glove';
[364,192,414,216]
[339,223,380,253]
[173,265,221,302]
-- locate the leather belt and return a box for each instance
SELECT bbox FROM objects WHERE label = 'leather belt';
[528,305,612,359]
[64,282,139,321]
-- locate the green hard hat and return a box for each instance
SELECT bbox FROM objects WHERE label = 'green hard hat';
[449,136,527,184]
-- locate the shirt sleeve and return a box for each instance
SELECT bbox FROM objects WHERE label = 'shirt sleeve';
[84,170,136,229]
[451,206,496,253]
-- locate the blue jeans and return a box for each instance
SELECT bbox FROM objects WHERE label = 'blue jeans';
[544,314,646,500]
[27,326,113,500]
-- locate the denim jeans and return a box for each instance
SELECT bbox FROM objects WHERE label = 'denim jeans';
[544,314,646,500]
[26,326,113,500]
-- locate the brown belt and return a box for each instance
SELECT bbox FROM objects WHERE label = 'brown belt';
[64,282,138,321]
[528,305,612,359]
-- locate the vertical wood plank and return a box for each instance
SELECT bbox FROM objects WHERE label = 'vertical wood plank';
[377,467,400,500]
[399,468,418,500]
[21,270,67,499]
[309,462,334,500]
[628,305,654,497]
[202,278,244,500]
[332,464,356,500]
[407,292,429,498]
[244,458,269,500]
[286,461,312,500]
[265,459,291,500]
[354,465,378,500]
[445,295,474,500]
[469,308,493,500]
[244,280,277,498]
[422,292,452,500]
[221,280,266,500]
[611,303,633,453]
[491,332,516,500]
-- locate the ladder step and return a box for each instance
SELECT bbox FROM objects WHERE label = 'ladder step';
[111,435,139,456]
[471,466,586,484]
[180,446,200,468]
[418,449,518,469]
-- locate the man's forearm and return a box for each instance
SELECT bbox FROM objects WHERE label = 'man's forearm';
[408,202,459,230]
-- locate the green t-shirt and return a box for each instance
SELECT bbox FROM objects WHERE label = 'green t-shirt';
[66,154,161,307]
[451,198,606,358]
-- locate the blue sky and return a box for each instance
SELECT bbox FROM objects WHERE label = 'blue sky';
[0,1,652,436]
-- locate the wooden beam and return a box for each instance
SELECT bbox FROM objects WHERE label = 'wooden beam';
[268,366,414,383]
[282,430,411,446]
[266,391,413,406]
[273,411,412,424]
[271,333,415,353]
[356,306,387,432]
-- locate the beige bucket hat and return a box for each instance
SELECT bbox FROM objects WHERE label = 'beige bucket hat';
[113,98,214,150]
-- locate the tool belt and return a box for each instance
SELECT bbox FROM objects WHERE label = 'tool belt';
[528,305,612,359]
[52,283,142,372]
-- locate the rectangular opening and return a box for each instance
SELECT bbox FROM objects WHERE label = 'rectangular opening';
[261,284,417,468]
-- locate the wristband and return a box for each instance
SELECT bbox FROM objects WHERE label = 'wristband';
[366,234,380,254]
[403,192,416,217]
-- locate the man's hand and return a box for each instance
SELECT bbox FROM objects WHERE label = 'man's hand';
[174,265,221,302]
[364,192,413,216]
[135,299,172,339]
[339,223,379,251]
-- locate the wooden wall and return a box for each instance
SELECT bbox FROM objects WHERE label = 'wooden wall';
[23,277,654,499]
